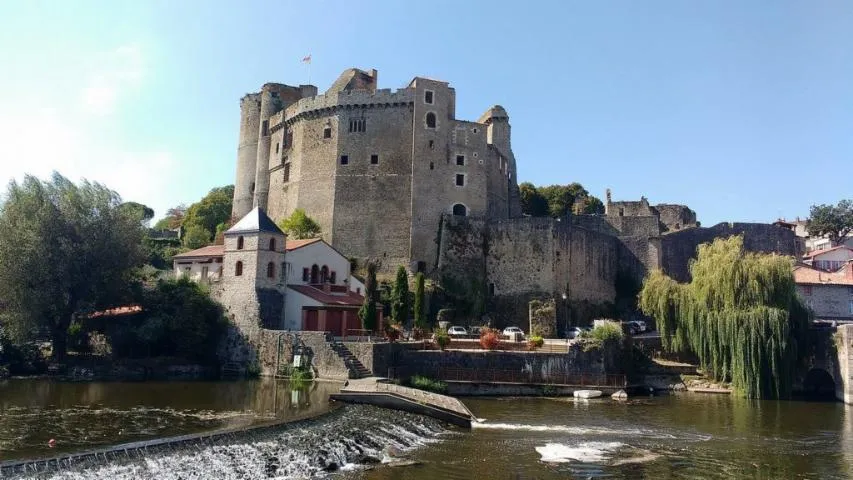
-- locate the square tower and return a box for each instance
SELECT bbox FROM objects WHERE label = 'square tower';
[221,207,288,332]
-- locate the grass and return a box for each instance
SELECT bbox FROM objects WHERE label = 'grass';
[408,375,448,394]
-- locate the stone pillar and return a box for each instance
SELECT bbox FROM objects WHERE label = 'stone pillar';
[838,324,853,405]
[528,298,557,338]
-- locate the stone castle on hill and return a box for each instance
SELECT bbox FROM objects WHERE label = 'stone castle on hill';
[230,67,800,328]
[232,67,521,271]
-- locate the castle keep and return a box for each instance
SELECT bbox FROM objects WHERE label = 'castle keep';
[233,68,521,271]
[231,67,800,330]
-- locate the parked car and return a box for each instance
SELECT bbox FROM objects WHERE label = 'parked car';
[624,321,644,335]
[566,327,585,339]
[634,320,648,333]
[502,326,525,339]
[447,326,468,336]
[468,326,483,336]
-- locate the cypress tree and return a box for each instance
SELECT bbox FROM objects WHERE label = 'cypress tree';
[358,262,378,332]
[414,272,426,329]
[638,235,809,399]
[391,266,410,325]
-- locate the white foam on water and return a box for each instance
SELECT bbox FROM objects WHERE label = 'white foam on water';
[535,441,625,463]
[472,422,660,437]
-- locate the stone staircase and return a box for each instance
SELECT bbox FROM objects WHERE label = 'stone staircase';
[329,341,372,379]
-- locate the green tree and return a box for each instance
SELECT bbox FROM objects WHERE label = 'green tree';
[391,266,410,325]
[0,173,144,360]
[181,186,233,247]
[414,272,426,329]
[358,261,379,331]
[519,182,549,217]
[581,195,605,214]
[119,202,155,225]
[638,235,809,399]
[278,208,321,239]
[153,205,186,230]
[807,199,853,246]
[538,185,575,218]
[183,224,212,249]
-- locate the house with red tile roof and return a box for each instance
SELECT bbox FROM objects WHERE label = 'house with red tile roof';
[794,260,853,322]
[802,246,853,272]
[172,223,369,335]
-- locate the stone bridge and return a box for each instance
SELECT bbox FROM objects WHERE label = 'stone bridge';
[800,324,852,404]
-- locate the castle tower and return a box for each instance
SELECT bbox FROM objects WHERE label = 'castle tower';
[253,84,287,212]
[221,207,287,333]
[232,94,262,219]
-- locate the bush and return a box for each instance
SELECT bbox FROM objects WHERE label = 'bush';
[67,321,91,353]
[479,328,500,350]
[434,329,451,350]
[528,335,545,350]
[409,375,448,394]
[579,320,624,351]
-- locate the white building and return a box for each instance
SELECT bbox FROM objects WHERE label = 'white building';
[803,246,853,272]
[173,236,368,335]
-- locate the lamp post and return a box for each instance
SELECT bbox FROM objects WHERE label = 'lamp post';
[561,292,568,340]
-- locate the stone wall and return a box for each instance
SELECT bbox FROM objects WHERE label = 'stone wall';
[797,284,853,321]
[838,325,853,404]
[660,222,801,282]
[255,330,349,380]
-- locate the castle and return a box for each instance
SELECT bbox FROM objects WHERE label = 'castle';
[230,68,801,329]
[232,68,521,272]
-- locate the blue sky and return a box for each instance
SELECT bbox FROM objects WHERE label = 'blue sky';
[1,0,850,225]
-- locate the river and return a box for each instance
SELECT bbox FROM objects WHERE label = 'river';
[1,379,850,479]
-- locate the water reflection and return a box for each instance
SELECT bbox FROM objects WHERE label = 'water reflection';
[0,378,341,461]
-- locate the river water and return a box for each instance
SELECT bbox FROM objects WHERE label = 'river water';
[1,379,851,479]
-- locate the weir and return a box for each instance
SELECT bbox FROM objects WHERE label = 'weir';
[0,405,448,479]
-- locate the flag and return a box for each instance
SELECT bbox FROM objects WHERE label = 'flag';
[302,55,311,64]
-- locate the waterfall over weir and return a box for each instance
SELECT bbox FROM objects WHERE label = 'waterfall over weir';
[3,405,449,479]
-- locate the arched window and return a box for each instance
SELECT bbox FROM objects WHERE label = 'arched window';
[330,271,337,284]
[425,112,436,129]
[237,236,244,250]
[452,204,467,216]
[320,265,329,284]
[235,261,243,276]
[310,264,319,284]
[267,262,275,278]
[269,238,276,251]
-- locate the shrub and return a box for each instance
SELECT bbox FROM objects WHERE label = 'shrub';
[434,329,451,350]
[290,366,314,387]
[579,320,624,351]
[479,328,500,350]
[67,321,91,353]
[409,375,448,394]
[527,335,545,350]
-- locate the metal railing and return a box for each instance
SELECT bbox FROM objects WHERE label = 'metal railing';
[436,367,626,388]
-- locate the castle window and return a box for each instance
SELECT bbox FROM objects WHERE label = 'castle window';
[330,271,337,284]
[237,236,244,250]
[456,155,465,166]
[430,162,434,170]
[323,126,332,138]
[283,162,291,182]
[425,112,436,129]
[348,118,366,133]
[250,182,255,194]
[424,90,434,104]
[472,127,479,134]
[310,264,319,283]
[452,204,467,216]
[269,238,276,251]
[320,265,329,283]
[370,154,379,165]
[429,140,434,150]
[275,142,279,154]
[267,262,275,278]
[262,120,269,136]
[235,261,243,276]
[340,155,349,165]
[455,173,465,187]
[302,268,310,282]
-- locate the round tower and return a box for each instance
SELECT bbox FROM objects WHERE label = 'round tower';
[232,93,262,219]
[252,84,285,211]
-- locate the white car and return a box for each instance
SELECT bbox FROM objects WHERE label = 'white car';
[502,327,525,338]
[447,326,468,336]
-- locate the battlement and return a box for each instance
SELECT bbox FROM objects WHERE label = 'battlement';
[284,88,415,124]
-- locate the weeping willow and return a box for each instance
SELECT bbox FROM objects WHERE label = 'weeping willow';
[639,236,810,399]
